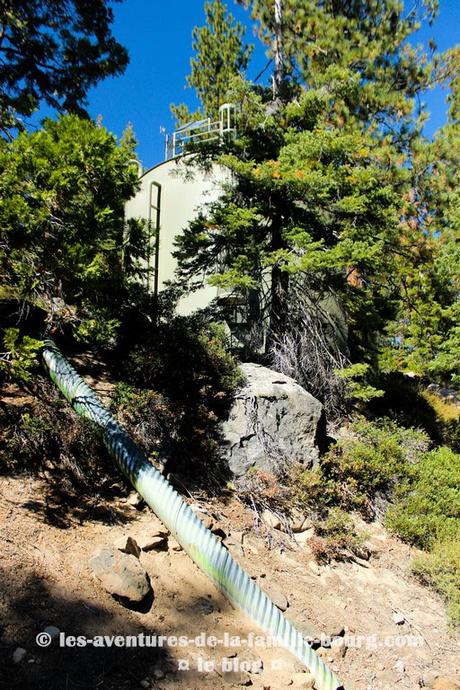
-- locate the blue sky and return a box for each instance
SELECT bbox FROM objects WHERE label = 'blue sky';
[30,0,460,169]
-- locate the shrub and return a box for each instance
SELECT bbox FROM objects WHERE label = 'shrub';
[0,328,43,383]
[311,508,366,563]
[421,390,460,452]
[118,317,241,487]
[412,539,460,627]
[320,418,430,516]
[386,447,460,549]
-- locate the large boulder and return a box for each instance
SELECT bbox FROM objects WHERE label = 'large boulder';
[89,546,152,603]
[220,363,322,477]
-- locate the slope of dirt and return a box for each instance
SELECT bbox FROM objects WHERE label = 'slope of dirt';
[0,474,459,690]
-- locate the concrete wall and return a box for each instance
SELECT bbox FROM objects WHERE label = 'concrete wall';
[124,157,228,315]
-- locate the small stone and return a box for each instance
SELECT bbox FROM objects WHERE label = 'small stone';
[168,537,183,552]
[12,647,27,664]
[294,528,315,544]
[261,509,281,530]
[153,668,165,680]
[288,616,319,644]
[114,536,141,558]
[432,679,460,690]
[260,582,289,611]
[394,659,406,674]
[290,671,315,688]
[392,611,405,625]
[330,637,347,658]
[126,491,143,509]
[43,625,60,640]
[89,546,152,603]
[200,514,214,530]
[136,535,167,551]
[140,680,150,689]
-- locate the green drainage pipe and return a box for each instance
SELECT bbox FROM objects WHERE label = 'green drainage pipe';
[42,339,344,690]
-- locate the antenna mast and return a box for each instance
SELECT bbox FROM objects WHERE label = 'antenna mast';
[272,0,285,99]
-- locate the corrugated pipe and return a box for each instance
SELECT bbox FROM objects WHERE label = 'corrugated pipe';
[42,339,344,690]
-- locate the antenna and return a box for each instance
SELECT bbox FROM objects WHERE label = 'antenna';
[273,0,285,100]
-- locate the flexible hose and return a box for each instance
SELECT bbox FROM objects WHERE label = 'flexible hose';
[42,339,344,690]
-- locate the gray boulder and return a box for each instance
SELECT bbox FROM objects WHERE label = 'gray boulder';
[220,363,322,477]
[89,546,152,603]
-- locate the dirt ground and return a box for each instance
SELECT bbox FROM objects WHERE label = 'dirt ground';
[0,474,459,690]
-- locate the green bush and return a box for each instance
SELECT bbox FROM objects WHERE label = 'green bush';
[320,418,430,515]
[386,447,460,549]
[118,317,241,485]
[0,328,43,383]
[288,418,430,517]
[311,508,366,562]
[412,539,460,627]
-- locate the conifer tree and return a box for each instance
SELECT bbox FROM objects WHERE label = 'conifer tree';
[171,0,252,124]
[173,0,443,405]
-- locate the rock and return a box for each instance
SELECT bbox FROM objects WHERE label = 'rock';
[147,516,169,538]
[330,637,347,658]
[114,535,141,558]
[12,647,27,664]
[294,527,315,544]
[222,670,252,686]
[260,582,289,611]
[327,625,345,639]
[200,514,214,530]
[219,363,323,477]
[426,383,460,407]
[89,546,152,602]
[153,668,165,680]
[43,625,60,640]
[261,509,281,530]
[247,658,263,675]
[432,679,460,690]
[392,611,405,625]
[290,671,315,688]
[140,680,150,689]
[290,512,314,533]
[126,491,143,509]
[136,534,167,551]
[168,537,183,552]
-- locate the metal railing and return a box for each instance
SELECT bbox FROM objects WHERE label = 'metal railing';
[165,103,236,160]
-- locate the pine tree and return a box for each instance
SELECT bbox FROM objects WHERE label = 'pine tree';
[171,0,252,124]
[0,115,142,345]
[173,0,442,406]
[0,0,128,136]
[382,47,460,386]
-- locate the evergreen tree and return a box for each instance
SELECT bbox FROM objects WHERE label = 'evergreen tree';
[174,1,439,387]
[0,0,128,135]
[171,0,252,124]
[382,46,460,386]
[0,114,143,345]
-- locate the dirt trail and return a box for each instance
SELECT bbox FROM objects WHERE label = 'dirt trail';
[0,475,459,690]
